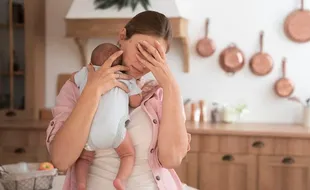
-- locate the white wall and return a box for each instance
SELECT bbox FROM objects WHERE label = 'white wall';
[46,0,310,124]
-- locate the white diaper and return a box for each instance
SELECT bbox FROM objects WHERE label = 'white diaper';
[74,66,141,150]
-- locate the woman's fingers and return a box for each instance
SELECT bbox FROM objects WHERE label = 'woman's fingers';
[136,54,153,70]
[155,40,166,60]
[137,43,159,66]
[140,41,163,63]
[110,65,130,73]
[114,72,132,80]
[99,50,123,71]
[115,81,129,93]
[87,64,95,72]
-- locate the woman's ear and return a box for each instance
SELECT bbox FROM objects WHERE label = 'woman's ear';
[119,28,126,40]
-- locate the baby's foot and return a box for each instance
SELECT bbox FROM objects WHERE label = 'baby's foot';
[113,178,125,190]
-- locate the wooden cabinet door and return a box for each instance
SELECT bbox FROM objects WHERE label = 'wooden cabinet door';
[0,0,45,120]
[199,153,257,190]
[175,152,198,188]
[258,156,310,190]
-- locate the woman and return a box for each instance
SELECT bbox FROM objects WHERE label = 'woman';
[46,10,191,190]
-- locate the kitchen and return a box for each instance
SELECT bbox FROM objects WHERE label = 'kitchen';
[1,0,310,189]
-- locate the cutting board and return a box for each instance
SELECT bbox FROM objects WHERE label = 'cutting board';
[39,74,71,120]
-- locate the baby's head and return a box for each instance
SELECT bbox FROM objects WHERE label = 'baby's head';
[91,43,122,67]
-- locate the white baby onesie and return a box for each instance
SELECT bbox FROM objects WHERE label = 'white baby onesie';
[74,66,142,151]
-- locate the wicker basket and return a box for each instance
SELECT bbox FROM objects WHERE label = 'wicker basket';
[0,162,57,190]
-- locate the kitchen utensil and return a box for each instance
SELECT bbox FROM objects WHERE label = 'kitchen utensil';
[306,98,310,106]
[196,18,216,57]
[284,0,310,42]
[249,31,273,76]
[288,96,303,106]
[274,58,294,97]
[219,43,245,75]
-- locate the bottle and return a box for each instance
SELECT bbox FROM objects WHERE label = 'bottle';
[199,100,207,122]
[190,102,200,122]
[211,102,220,123]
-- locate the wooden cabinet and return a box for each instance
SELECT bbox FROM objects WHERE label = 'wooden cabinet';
[0,121,50,165]
[175,152,198,188]
[199,153,257,190]
[175,122,310,190]
[0,0,45,120]
[258,156,310,190]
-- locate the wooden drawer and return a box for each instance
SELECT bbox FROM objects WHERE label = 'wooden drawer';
[0,146,49,165]
[248,137,310,156]
[248,137,274,155]
[273,138,310,156]
[0,130,46,147]
[200,135,248,153]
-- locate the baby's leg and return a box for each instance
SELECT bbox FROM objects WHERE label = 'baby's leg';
[113,132,135,190]
[75,150,95,190]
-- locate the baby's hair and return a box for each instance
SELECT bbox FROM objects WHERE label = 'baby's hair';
[91,43,122,67]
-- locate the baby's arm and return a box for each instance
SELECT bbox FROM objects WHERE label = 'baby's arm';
[129,94,143,108]
[127,78,143,108]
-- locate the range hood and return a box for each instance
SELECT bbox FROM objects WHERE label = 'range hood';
[65,0,190,72]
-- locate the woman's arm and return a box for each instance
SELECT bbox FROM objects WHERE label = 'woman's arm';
[136,41,189,168]
[157,83,188,168]
[49,84,101,171]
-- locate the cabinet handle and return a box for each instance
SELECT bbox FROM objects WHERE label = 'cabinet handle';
[5,110,16,117]
[14,148,26,154]
[222,154,234,161]
[252,141,264,148]
[282,157,294,164]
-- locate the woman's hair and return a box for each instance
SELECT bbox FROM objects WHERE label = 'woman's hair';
[125,11,172,52]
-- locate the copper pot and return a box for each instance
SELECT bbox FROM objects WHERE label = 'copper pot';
[196,18,216,57]
[274,58,294,97]
[219,43,245,75]
[284,0,310,43]
[249,31,273,76]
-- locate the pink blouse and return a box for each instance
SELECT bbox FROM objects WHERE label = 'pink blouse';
[45,80,188,190]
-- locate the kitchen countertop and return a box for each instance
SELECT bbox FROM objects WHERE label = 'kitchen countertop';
[1,119,310,139]
[186,121,310,138]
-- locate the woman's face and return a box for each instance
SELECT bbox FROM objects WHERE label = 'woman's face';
[118,29,168,79]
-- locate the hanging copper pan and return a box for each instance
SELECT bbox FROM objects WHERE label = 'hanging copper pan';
[196,18,216,57]
[284,0,310,43]
[219,43,245,75]
[274,58,294,97]
[249,31,274,76]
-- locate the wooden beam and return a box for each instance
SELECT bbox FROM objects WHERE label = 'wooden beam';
[74,38,88,67]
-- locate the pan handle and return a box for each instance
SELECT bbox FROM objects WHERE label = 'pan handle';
[282,57,287,77]
[259,31,264,53]
[205,18,209,37]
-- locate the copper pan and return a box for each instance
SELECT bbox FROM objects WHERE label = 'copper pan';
[219,43,245,75]
[196,18,216,57]
[274,58,294,97]
[284,0,310,43]
[249,31,273,76]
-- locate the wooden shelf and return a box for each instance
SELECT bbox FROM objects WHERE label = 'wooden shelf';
[0,23,24,29]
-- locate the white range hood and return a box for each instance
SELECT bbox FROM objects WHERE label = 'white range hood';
[65,0,190,72]
[66,0,183,19]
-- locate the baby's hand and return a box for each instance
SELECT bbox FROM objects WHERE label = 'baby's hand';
[141,80,158,97]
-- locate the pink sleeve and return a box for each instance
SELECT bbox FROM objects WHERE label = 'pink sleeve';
[46,80,79,153]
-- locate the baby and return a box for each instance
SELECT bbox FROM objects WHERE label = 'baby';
[73,43,143,190]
